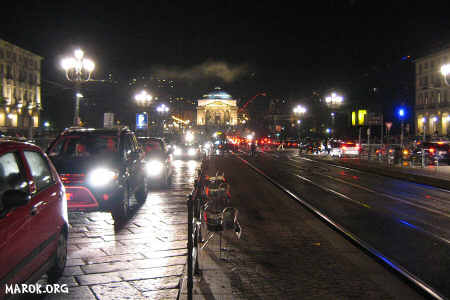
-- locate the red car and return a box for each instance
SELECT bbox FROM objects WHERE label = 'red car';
[0,139,68,298]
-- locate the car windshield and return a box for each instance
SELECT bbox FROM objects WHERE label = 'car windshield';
[142,140,163,153]
[48,135,118,158]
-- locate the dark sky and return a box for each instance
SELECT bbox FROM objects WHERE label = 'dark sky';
[4,1,450,84]
[2,1,450,126]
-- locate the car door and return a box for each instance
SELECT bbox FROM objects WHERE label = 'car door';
[122,134,139,192]
[0,151,34,290]
[20,150,60,280]
[160,140,172,177]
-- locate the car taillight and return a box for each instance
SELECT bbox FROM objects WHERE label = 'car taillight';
[66,192,73,201]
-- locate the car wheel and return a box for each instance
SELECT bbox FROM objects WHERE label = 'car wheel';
[111,185,129,223]
[47,230,67,283]
[135,180,148,204]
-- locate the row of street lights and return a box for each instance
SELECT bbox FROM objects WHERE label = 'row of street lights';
[61,48,172,129]
[292,92,343,137]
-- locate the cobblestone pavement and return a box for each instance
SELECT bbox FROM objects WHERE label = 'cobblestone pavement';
[27,159,200,300]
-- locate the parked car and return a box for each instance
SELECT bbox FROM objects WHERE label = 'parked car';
[410,142,450,165]
[329,142,342,158]
[47,127,147,223]
[285,139,299,148]
[138,137,173,188]
[0,139,68,298]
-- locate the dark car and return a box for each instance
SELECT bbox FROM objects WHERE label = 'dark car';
[285,139,299,148]
[172,143,201,159]
[46,127,147,223]
[138,137,173,188]
[0,139,68,298]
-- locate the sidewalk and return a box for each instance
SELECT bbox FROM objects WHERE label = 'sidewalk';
[179,231,236,299]
[179,156,235,299]
[309,154,450,189]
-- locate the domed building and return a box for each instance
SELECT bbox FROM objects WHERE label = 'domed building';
[196,87,238,127]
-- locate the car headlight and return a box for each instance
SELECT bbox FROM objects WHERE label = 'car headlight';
[174,148,182,156]
[88,168,118,187]
[188,148,197,156]
[146,160,164,176]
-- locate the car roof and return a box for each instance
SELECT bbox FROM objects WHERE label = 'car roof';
[138,137,163,140]
[0,138,42,153]
[61,126,131,136]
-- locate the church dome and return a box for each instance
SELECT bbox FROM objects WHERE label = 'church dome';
[202,87,232,100]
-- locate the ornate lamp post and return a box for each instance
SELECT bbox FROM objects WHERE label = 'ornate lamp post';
[325,92,343,109]
[156,104,169,135]
[293,105,307,139]
[135,90,153,136]
[61,49,95,126]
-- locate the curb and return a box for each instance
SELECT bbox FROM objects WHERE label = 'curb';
[305,155,450,190]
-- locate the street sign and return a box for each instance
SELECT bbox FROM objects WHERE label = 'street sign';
[385,122,392,131]
[104,113,114,128]
[136,113,148,129]
[367,113,383,125]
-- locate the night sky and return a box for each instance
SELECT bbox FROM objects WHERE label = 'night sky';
[2,1,450,129]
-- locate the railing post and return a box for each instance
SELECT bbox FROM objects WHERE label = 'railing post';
[187,194,193,300]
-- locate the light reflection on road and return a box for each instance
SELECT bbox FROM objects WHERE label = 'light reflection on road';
[62,159,201,299]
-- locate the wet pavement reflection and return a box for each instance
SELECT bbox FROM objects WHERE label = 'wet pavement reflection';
[39,159,200,300]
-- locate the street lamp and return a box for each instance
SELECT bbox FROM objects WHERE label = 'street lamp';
[293,105,307,114]
[325,93,344,108]
[61,49,95,126]
[135,90,153,105]
[156,104,169,113]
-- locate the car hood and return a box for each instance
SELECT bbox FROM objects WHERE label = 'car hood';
[144,152,167,161]
[49,155,121,174]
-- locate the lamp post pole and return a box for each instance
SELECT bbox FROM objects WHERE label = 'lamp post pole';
[422,118,426,168]
[401,120,404,148]
[135,90,153,136]
[293,105,307,142]
[156,104,169,136]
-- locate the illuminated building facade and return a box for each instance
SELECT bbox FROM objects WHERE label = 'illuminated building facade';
[415,48,450,136]
[0,39,42,135]
[196,87,238,127]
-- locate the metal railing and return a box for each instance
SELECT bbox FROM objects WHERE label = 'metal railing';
[185,155,208,300]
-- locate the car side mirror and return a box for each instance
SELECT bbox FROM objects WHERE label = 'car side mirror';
[2,190,30,210]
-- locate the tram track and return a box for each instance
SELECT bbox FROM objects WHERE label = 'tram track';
[235,153,447,300]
